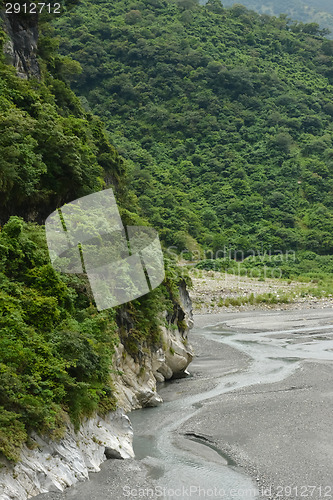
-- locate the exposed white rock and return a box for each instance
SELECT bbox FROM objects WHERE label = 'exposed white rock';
[159,325,193,377]
[0,410,133,500]
[114,281,193,410]
[112,342,164,411]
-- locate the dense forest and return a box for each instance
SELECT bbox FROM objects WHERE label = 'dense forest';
[0,7,183,462]
[52,0,333,258]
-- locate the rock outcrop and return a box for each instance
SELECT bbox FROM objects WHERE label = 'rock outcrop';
[0,410,133,500]
[114,280,194,411]
[1,10,40,79]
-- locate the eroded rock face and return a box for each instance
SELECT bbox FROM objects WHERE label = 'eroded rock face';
[0,410,134,500]
[1,10,40,79]
[114,280,194,411]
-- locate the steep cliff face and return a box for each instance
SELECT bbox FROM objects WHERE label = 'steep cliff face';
[0,9,194,499]
[0,411,134,500]
[0,283,193,499]
[1,10,40,79]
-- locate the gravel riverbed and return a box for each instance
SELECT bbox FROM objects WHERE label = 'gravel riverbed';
[36,305,333,500]
[189,269,333,314]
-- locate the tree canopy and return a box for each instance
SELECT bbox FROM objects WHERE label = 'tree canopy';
[52,0,333,255]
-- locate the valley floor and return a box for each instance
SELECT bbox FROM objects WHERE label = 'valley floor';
[189,268,333,314]
[189,308,333,499]
[36,305,333,500]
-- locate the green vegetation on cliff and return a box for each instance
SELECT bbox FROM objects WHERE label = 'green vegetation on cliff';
[0,217,118,461]
[0,26,126,222]
[0,216,182,462]
[53,0,333,256]
[0,16,186,462]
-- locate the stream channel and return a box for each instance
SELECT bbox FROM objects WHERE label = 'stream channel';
[128,317,333,499]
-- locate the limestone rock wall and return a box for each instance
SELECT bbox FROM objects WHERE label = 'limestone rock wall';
[114,280,194,411]
[1,10,40,79]
[0,410,133,500]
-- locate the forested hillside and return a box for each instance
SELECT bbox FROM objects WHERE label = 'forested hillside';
[52,0,333,257]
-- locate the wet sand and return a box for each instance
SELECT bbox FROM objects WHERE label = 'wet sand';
[36,306,333,500]
[187,308,333,499]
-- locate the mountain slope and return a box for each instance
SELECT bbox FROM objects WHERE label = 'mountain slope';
[53,0,333,255]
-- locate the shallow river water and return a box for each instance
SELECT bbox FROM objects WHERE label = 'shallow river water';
[129,319,333,500]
